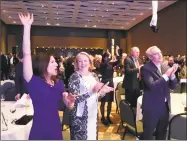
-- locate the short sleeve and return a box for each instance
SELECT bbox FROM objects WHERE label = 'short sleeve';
[58,80,65,93]
[24,75,42,96]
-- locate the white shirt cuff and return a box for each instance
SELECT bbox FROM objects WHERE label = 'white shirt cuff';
[162,74,169,82]
[170,75,176,80]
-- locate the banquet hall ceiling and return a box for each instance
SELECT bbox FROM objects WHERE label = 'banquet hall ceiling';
[1,0,177,30]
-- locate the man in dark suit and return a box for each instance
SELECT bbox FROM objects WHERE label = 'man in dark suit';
[14,52,29,100]
[141,46,178,140]
[123,47,142,107]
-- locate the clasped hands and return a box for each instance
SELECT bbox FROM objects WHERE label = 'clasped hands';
[165,64,179,78]
[62,82,113,109]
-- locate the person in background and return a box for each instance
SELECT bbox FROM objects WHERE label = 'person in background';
[122,47,142,107]
[168,56,181,82]
[19,12,75,140]
[15,51,29,100]
[141,46,178,140]
[68,52,113,140]
[100,46,120,125]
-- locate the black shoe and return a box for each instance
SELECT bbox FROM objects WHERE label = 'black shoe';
[107,117,113,124]
[101,118,109,126]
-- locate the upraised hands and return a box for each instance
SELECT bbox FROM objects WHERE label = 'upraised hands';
[18,13,34,26]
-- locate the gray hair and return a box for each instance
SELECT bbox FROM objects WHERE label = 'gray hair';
[131,47,139,53]
[146,46,160,59]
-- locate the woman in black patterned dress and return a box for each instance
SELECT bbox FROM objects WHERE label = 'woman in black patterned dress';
[68,52,113,140]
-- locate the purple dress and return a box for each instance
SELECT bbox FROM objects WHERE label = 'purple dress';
[25,75,64,140]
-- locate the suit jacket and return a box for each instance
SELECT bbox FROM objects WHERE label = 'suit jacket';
[141,61,177,114]
[123,56,141,90]
[15,62,28,96]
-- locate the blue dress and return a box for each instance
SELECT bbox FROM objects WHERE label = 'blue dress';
[25,75,64,140]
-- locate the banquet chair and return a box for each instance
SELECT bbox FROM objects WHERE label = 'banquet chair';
[167,112,187,140]
[115,81,125,114]
[1,81,16,101]
[116,100,143,140]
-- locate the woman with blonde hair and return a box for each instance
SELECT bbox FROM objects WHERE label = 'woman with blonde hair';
[68,52,113,140]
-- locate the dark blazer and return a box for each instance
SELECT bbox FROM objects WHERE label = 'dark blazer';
[123,56,141,90]
[15,62,28,96]
[141,61,178,113]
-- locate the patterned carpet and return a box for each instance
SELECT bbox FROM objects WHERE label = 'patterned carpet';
[59,102,135,140]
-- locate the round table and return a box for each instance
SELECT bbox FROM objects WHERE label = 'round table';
[1,101,33,140]
[136,93,186,121]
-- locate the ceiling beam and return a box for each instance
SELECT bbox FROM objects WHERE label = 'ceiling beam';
[72,1,81,24]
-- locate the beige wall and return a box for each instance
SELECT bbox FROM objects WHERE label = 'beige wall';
[7,35,17,53]
[7,35,107,54]
[0,22,7,54]
[127,0,186,56]
[31,36,107,49]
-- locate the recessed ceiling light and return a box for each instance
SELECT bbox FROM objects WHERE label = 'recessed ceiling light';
[102,16,104,17]
[42,4,44,7]
[44,12,46,13]
[57,13,59,15]
[140,13,144,15]
[88,20,90,21]
[13,21,16,23]
[91,15,93,16]
[46,23,50,25]
[132,18,136,20]
[112,3,115,5]
[98,2,101,3]
[43,47,44,48]
[93,25,97,27]
[94,9,96,11]
[56,23,60,26]
[57,18,59,20]
[85,25,87,27]
[45,17,48,19]
[8,16,12,18]
[106,10,108,11]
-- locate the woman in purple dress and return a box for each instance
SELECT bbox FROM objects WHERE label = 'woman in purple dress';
[18,13,75,140]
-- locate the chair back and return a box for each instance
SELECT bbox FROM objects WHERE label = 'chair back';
[168,112,187,140]
[115,81,125,113]
[116,81,125,95]
[119,100,137,135]
[1,81,16,101]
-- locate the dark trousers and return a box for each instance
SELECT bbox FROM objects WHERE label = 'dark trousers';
[125,89,140,107]
[143,103,169,140]
[100,101,112,119]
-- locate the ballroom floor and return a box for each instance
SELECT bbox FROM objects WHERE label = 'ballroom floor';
[59,102,135,140]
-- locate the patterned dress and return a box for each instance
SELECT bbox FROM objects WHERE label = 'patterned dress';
[68,71,100,140]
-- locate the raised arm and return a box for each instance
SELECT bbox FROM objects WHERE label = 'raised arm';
[18,13,34,82]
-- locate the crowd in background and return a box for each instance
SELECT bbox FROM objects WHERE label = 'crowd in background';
[0,51,186,84]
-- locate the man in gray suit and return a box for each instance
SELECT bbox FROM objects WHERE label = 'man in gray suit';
[123,47,142,107]
[141,46,178,140]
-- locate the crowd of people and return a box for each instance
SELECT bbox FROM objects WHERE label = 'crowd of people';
[0,12,186,140]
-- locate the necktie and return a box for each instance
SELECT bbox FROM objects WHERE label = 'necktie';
[135,59,140,79]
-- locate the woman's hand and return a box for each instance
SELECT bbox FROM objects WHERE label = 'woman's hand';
[18,13,34,26]
[92,82,104,93]
[62,92,76,109]
[99,85,114,94]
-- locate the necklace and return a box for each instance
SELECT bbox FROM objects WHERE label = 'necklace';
[45,80,54,87]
